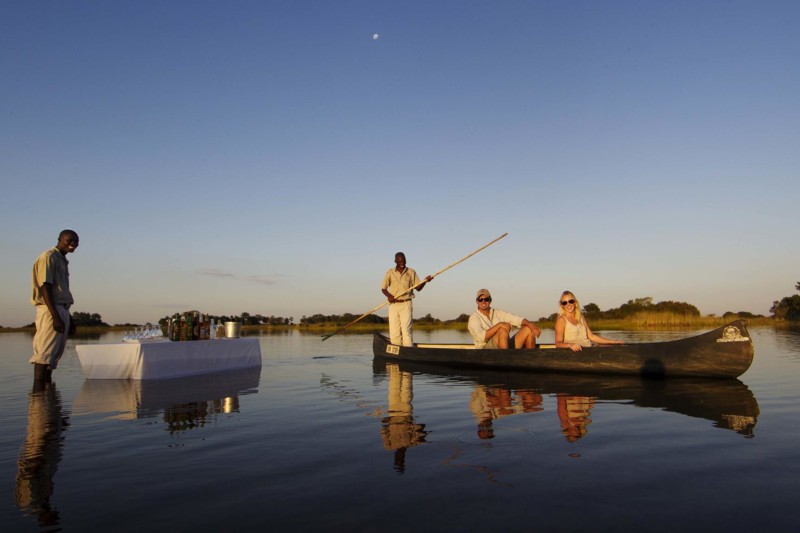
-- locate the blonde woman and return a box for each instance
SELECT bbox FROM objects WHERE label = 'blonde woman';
[554,291,624,351]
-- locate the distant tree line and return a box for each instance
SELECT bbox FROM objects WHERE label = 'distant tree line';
[570,297,701,321]
[299,312,471,326]
[300,313,387,325]
[21,311,110,328]
[71,312,110,327]
[12,288,800,329]
[415,313,471,325]
[240,312,294,326]
[158,312,295,326]
[543,296,765,323]
[770,282,800,321]
[20,312,298,328]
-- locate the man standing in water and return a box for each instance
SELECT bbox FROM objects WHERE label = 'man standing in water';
[381,252,432,347]
[30,230,79,382]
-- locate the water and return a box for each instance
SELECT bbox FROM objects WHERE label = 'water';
[1,326,799,532]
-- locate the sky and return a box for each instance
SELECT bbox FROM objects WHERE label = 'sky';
[1,1,798,327]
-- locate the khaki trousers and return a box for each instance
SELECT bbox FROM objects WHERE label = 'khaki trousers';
[388,300,414,347]
[30,305,70,369]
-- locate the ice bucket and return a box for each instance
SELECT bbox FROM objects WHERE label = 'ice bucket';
[224,321,242,338]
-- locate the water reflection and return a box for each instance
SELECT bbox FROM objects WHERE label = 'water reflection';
[72,368,261,431]
[380,363,427,473]
[556,394,595,442]
[374,360,760,441]
[15,381,69,529]
[773,325,800,358]
[470,386,543,440]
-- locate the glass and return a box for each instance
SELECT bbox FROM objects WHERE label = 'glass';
[561,299,575,306]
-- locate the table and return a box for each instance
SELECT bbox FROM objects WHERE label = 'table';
[76,338,262,380]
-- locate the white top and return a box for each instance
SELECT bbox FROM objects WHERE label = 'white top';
[561,316,592,347]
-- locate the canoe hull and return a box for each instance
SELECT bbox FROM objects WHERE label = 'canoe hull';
[372,320,754,378]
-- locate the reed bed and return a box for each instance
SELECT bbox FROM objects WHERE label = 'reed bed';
[1,313,778,335]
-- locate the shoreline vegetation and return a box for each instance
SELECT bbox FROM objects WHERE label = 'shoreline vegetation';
[0,313,788,335]
[6,288,799,333]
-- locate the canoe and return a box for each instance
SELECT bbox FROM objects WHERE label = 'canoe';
[372,320,754,378]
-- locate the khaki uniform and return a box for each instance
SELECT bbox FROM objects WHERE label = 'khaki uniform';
[381,267,421,346]
[30,248,73,369]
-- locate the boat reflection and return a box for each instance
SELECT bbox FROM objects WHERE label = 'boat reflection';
[72,367,261,432]
[379,363,428,473]
[15,381,69,530]
[373,360,759,439]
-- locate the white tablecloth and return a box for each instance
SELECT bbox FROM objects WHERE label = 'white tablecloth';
[76,338,262,380]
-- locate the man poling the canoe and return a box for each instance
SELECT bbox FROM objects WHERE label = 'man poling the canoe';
[381,251,433,347]
[320,232,509,342]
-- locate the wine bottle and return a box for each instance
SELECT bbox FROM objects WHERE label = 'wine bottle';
[180,314,187,341]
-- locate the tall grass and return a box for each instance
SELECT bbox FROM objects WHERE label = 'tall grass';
[587,312,774,330]
[627,311,721,327]
[0,313,778,335]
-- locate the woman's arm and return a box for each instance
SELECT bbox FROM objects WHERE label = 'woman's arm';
[586,323,624,345]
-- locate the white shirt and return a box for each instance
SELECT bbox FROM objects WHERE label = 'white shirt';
[468,308,525,348]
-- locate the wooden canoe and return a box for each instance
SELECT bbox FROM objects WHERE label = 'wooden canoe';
[372,320,754,378]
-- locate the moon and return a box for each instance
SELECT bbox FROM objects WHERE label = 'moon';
[372,33,379,40]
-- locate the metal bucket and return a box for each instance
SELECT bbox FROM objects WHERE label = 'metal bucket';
[224,321,242,338]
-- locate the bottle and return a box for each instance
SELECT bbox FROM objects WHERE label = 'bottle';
[209,318,216,339]
[193,312,200,340]
[186,313,193,341]
[179,314,187,341]
[173,315,180,341]
[167,318,173,341]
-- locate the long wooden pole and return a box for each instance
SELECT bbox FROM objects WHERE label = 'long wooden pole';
[321,232,508,341]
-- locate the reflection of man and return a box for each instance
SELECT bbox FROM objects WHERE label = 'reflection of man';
[469,385,543,439]
[556,394,595,442]
[380,363,427,473]
[30,230,80,382]
[15,382,68,528]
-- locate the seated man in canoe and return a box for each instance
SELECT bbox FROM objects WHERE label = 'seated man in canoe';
[468,288,541,349]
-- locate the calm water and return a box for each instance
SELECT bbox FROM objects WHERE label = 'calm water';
[1,326,799,532]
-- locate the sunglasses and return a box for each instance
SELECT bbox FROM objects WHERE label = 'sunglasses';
[560,299,575,306]
[476,297,492,302]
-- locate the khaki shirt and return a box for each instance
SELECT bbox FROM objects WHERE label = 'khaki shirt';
[381,267,421,300]
[31,247,73,306]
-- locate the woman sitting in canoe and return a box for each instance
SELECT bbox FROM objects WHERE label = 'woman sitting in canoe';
[554,291,624,351]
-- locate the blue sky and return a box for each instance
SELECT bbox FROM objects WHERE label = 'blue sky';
[2,1,798,327]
